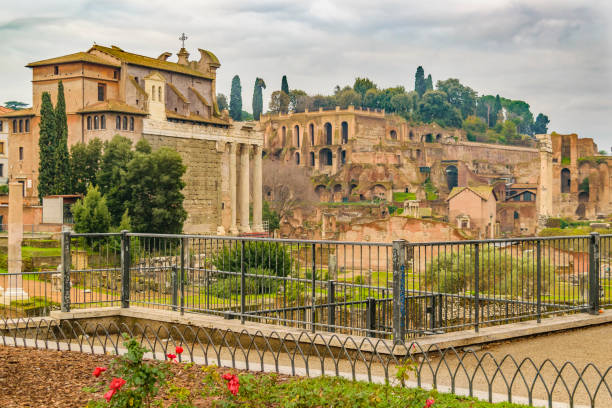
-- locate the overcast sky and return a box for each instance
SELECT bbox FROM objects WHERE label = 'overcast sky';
[1,0,611,149]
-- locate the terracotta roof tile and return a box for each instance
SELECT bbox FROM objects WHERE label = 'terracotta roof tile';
[447,186,495,202]
[0,108,35,118]
[27,52,121,68]
[76,100,147,115]
[166,110,229,126]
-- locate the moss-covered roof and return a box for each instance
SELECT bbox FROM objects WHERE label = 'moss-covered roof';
[166,110,229,126]
[76,100,148,115]
[198,49,220,66]
[27,52,121,68]
[0,108,35,118]
[167,83,189,104]
[189,87,210,106]
[129,76,148,98]
[447,186,495,202]
[90,45,214,79]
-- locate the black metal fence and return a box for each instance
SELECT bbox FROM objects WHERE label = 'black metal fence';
[1,318,611,407]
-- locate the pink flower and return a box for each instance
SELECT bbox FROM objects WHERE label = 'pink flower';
[92,367,107,377]
[103,389,116,402]
[175,346,184,355]
[424,397,435,407]
[109,377,126,391]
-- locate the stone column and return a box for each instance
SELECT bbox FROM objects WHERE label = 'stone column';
[252,145,264,232]
[229,143,238,235]
[239,144,251,233]
[3,182,28,303]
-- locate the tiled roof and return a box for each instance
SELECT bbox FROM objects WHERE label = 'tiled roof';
[76,100,148,115]
[27,52,121,68]
[90,45,214,79]
[0,107,14,114]
[509,183,537,189]
[447,186,495,202]
[166,110,229,126]
[0,108,35,118]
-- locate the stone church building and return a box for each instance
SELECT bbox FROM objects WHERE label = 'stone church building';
[0,44,264,234]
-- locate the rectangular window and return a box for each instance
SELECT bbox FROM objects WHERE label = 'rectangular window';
[0,121,3,132]
[25,119,30,132]
[19,147,24,161]
[0,163,3,177]
[12,120,16,133]
[113,70,119,79]
[19,119,23,133]
[54,66,59,75]
[97,83,106,101]
[0,142,4,154]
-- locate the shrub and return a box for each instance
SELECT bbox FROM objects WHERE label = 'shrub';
[212,241,292,277]
[209,268,280,298]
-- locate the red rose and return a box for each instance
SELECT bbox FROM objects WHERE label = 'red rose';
[424,397,435,407]
[222,373,234,381]
[222,373,240,396]
[175,346,184,354]
[92,367,107,377]
[103,389,116,402]
[109,377,126,391]
[167,353,177,361]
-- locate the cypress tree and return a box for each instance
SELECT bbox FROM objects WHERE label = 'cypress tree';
[414,66,426,97]
[280,75,289,114]
[54,81,71,193]
[492,94,503,125]
[252,77,266,121]
[425,74,433,91]
[38,92,56,202]
[229,75,242,121]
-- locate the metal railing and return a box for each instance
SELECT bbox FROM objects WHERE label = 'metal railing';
[1,318,611,407]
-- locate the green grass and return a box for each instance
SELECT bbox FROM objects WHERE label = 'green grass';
[210,372,528,407]
[393,192,416,202]
[21,246,61,257]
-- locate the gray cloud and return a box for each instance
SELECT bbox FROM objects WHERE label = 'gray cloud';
[0,0,610,148]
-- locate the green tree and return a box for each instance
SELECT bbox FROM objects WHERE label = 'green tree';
[279,75,290,114]
[598,150,608,156]
[229,75,242,121]
[533,113,550,134]
[414,66,427,97]
[97,135,134,225]
[268,90,291,114]
[335,87,361,108]
[263,201,280,233]
[241,110,254,121]
[72,185,111,234]
[436,78,477,119]
[501,120,521,145]
[281,75,289,95]
[54,81,71,193]
[462,115,487,142]
[353,77,377,102]
[252,77,266,120]
[417,90,462,127]
[37,92,56,202]
[289,89,311,112]
[217,93,228,111]
[390,92,413,115]
[4,101,28,110]
[70,138,103,195]
[125,145,187,233]
[425,74,433,91]
[493,94,502,125]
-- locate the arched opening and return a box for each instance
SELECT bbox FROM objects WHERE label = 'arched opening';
[319,148,333,167]
[424,134,433,143]
[100,115,106,129]
[294,125,300,147]
[409,131,414,141]
[436,133,441,142]
[309,151,315,166]
[116,116,121,130]
[445,165,458,191]
[416,149,422,159]
[370,184,387,201]
[295,152,300,165]
[309,123,315,145]
[341,150,346,165]
[576,203,586,219]
[158,86,162,102]
[341,121,348,144]
[93,116,99,130]
[578,191,589,203]
[281,126,287,145]
[561,168,571,193]
[315,185,329,201]
[324,122,332,145]
[333,184,342,193]
[151,86,156,101]
[390,130,397,140]
[122,116,128,130]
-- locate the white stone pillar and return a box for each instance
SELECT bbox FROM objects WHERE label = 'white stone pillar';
[239,144,251,233]
[229,143,238,235]
[3,182,28,303]
[252,145,264,232]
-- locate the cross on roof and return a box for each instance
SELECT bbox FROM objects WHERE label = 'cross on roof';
[179,33,188,48]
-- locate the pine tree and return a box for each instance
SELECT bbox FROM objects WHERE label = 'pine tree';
[414,66,426,97]
[252,78,266,120]
[38,92,56,202]
[280,75,289,114]
[54,81,71,193]
[229,75,242,121]
[425,74,433,91]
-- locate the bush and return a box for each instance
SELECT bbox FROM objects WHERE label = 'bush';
[213,241,292,277]
[209,268,280,298]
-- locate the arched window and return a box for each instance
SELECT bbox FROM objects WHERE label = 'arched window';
[561,168,571,193]
[94,116,99,130]
[341,150,346,164]
[100,115,106,129]
[12,120,16,133]
[158,86,162,102]
[116,116,121,130]
[19,119,23,133]
[309,152,315,166]
[123,116,128,130]
[390,130,397,140]
[87,116,92,130]
[341,121,348,144]
[309,123,315,145]
[416,149,422,159]
[295,152,300,165]
[445,165,458,191]
[320,148,333,166]
[294,125,300,147]
[281,126,286,145]
[409,130,414,140]
[151,86,156,101]
[324,122,332,145]
[425,134,433,143]
[129,117,134,131]
[436,133,441,141]
[513,211,519,220]
[25,119,30,132]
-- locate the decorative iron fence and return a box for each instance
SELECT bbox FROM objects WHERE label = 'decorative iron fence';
[1,318,610,407]
[2,232,609,341]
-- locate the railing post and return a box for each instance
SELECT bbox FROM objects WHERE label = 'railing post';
[429,295,437,331]
[61,231,71,313]
[311,243,317,333]
[367,297,377,337]
[589,232,601,315]
[474,243,480,333]
[327,280,335,332]
[180,237,188,315]
[392,240,406,343]
[536,240,542,323]
[240,240,245,323]
[171,265,178,312]
[120,230,130,309]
